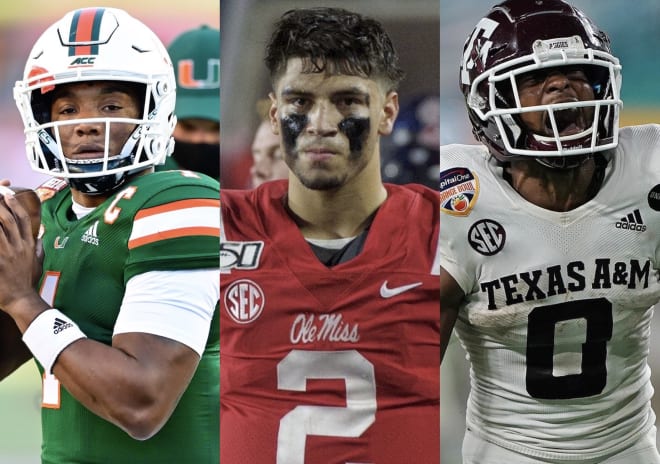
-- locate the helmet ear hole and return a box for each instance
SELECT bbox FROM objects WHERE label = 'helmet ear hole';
[31,93,52,124]
[494,80,514,107]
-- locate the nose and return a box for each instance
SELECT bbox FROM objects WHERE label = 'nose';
[306,101,339,137]
[73,118,103,137]
[545,72,571,93]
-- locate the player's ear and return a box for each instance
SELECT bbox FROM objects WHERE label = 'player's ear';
[268,92,280,135]
[378,90,399,136]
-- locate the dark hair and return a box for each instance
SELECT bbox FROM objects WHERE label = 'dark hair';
[265,7,405,91]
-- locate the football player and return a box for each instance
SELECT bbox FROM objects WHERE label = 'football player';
[0,7,219,463]
[249,98,288,188]
[157,25,220,180]
[220,7,440,463]
[440,0,660,462]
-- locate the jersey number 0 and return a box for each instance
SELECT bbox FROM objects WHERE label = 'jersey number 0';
[526,298,613,399]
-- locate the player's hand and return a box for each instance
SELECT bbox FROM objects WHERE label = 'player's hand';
[33,237,44,288]
[0,192,40,314]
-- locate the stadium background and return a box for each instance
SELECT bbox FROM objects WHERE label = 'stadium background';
[440,1,660,462]
[0,2,219,463]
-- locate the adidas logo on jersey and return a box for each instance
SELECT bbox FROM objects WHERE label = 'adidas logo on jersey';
[615,209,646,232]
[53,317,73,334]
[81,221,100,246]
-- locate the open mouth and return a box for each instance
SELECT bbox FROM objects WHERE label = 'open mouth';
[545,108,585,136]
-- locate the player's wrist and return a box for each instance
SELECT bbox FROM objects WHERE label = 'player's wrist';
[22,308,87,373]
[1,292,48,330]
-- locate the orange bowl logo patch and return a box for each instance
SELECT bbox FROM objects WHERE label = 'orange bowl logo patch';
[440,167,479,216]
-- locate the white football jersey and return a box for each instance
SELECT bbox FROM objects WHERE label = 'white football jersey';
[440,124,660,461]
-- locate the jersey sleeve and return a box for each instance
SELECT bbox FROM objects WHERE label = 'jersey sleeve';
[114,269,219,355]
[125,173,220,280]
[439,144,482,293]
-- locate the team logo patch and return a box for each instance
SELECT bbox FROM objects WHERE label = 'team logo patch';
[649,184,660,212]
[468,219,506,256]
[224,279,265,324]
[35,177,68,201]
[440,167,479,216]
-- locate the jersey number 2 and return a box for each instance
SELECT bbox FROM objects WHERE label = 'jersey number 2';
[526,298,613,399]
[276,350,376,464]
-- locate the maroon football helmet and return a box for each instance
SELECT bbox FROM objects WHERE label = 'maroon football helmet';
[459,0,622,167]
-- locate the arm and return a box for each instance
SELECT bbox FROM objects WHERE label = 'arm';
[4,271,216,440]
[0,195,216,440]
[53,330,200,440]
[440,265,465,362]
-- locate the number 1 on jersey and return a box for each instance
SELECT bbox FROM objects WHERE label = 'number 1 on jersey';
[39,272,62,408]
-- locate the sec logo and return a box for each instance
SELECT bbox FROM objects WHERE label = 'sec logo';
[468,219,506,256]
[224,279,265,324]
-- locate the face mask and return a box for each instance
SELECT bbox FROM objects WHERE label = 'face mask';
[171,140,220,180]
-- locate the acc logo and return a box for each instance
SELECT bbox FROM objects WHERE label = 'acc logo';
[224,279,265,324]
[468,219,505,256]
[440,167,479,216]
[220,241,263,271]
[69,56,96,66]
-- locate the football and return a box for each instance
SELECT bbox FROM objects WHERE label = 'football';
[0,185,41,239]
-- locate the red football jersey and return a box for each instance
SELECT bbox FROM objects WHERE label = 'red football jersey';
[220,181,440,464]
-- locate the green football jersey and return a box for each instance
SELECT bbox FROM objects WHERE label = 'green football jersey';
[36,171,219,464]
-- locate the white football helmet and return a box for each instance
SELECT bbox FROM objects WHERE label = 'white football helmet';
[14,7,177,194]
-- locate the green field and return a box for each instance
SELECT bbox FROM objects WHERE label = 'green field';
[0,362,42,463]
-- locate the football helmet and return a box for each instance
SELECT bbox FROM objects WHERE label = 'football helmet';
[459,0,622,167]
[14,7,176,194]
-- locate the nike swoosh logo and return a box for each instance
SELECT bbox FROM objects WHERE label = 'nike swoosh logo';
[380,281,422,298]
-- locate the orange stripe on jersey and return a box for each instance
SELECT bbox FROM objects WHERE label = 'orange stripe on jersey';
[135,198,220,219]
[128,226,219,249]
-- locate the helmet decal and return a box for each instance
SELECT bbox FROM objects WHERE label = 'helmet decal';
[460,17,498,90]
[66,7,109,56]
